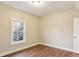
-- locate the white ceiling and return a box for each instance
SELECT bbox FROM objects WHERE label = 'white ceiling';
[0,1,79,16]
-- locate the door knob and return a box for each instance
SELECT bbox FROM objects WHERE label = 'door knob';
[73,36,77,38]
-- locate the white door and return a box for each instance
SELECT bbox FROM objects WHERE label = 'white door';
[73,18,79,53]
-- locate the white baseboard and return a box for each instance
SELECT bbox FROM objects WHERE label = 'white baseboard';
[0,43,79,57]
[0,43,40,57]
[40,43,78,54]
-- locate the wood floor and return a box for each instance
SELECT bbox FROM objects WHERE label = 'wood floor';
[4,44,79,57]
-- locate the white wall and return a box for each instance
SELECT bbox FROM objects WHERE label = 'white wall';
[40,9,79,50]
[0,4,40,53]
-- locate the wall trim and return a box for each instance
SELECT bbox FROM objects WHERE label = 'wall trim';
[0,43,40,57]
[0,43,79,57]
[40,43,79,54]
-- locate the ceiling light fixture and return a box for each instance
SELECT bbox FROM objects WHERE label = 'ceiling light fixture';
[32,0,40,5]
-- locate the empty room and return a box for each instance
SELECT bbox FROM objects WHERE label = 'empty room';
[0,0,79,57]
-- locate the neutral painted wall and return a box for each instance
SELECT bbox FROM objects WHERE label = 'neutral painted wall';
[0,4,40,53]
[1,4,79,54]
[40,9,79,50]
